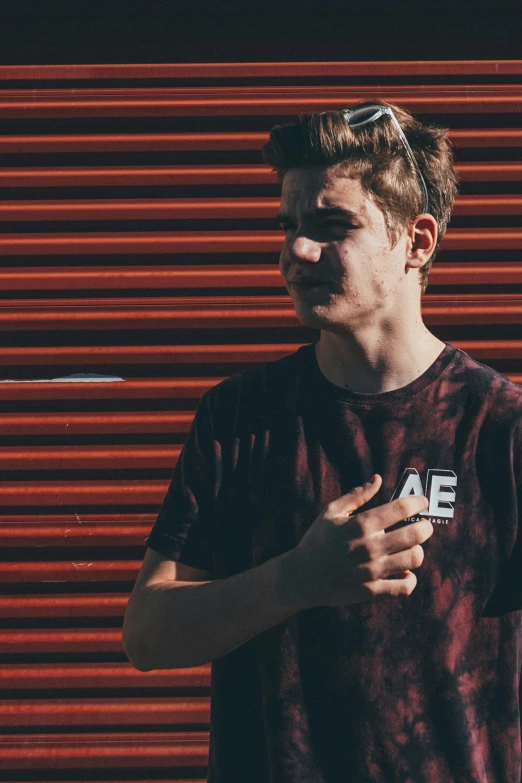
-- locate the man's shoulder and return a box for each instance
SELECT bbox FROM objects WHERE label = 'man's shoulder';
[453,346,522,425]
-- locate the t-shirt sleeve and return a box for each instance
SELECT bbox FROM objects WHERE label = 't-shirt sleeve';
[482,415,522,616]
[146,391,217,572]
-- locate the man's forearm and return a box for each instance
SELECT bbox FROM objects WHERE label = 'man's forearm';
[122,550,303,671]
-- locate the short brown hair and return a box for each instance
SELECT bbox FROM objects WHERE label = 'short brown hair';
[262,100,458,292]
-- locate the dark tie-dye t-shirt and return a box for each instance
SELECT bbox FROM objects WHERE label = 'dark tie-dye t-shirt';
[147,342,522,783]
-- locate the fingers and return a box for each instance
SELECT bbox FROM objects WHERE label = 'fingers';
[360,543,426,583]
[349,517,433,573]
[325,477,429,537]
[353,494,429,537]
[345,570,418,605]
[386,519,433,553]
[314,478,432,608]
[365,519,433,561]
[366,570,418,599]
[326,474,383,521]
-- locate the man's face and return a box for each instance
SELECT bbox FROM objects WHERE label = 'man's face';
[278,166,415,334]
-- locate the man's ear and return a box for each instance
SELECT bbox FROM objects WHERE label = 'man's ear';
[406,214,438,269]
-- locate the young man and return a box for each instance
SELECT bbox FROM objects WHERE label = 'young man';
[123,101,522,782]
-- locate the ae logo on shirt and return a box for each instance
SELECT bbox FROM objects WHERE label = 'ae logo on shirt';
[390,468,457,525]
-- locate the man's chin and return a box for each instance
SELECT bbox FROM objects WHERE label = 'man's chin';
[293,303,363,334]
[293,303,336,330]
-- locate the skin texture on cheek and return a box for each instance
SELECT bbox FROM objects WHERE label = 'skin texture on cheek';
[337,231,397,314]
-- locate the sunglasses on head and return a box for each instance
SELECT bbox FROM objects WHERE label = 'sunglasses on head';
[343,105,430,215]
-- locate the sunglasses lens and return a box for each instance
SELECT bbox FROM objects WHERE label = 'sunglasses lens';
[346,106,383,127]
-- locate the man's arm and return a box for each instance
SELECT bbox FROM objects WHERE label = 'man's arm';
[123,476,432,671]
[122,546,299,670]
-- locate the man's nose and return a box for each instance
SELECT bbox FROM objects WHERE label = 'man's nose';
[287,234,322,264]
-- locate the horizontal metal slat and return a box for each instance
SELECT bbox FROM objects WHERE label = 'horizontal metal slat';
[0,165,274,187]
[449,129,522,148]
[0,776,207,783]
[0,263,283,290]
[2,129,522,154]
[1,261,522,293]
[0,230,283,255]
[451,196,522,215]
[3,777,203,783]
[0,195,520,222]
[0,697,210,727]
[0,776,203,783]
[0,628,125,650]
[0,197,281,221]
[0,445,182,470]
[0,343,300,367]
[1,60,521,79]
[1,512,149,524]
[0,482,161,506]
[0,663,211,688]
[0,162,517,187]
[0,378,222,400]
[457,162,522,181]
[0,595,129,618]
[423,295,522,324]
[0,518,153,547]
[0,132,267,153]
[12,85,521,99]
[3,777,204,783]
[1,87,522,117]
[0,412,193,435]
[2,778,204,783]
[0,731,209,770]
[0,563,141,584]
[2,298,300,330]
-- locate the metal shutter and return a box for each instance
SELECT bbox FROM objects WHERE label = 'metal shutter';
[1,60,521,781]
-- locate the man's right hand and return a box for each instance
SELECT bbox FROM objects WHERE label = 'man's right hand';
[283,473,433,610]
[124,473,433,670]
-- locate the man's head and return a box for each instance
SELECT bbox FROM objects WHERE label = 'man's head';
[262,99,458,295]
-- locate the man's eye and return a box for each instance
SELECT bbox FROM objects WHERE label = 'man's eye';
[325,222,353,231]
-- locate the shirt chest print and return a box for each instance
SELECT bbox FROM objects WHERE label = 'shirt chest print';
[390,467,457,525]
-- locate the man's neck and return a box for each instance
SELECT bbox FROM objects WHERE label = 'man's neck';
[315,329,446,395]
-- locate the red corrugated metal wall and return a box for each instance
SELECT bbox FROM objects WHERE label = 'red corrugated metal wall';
[1,60,521,780]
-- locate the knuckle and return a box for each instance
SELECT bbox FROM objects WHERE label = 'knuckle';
[410,544,425,569]
[364,581,379,597]
[423,520,434,538]
[395,498,412,519]
[398,580,413,596]
[407,523,423,546]
[323,501,337,519]
[415,520,432,542]
[403,574,417,595]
